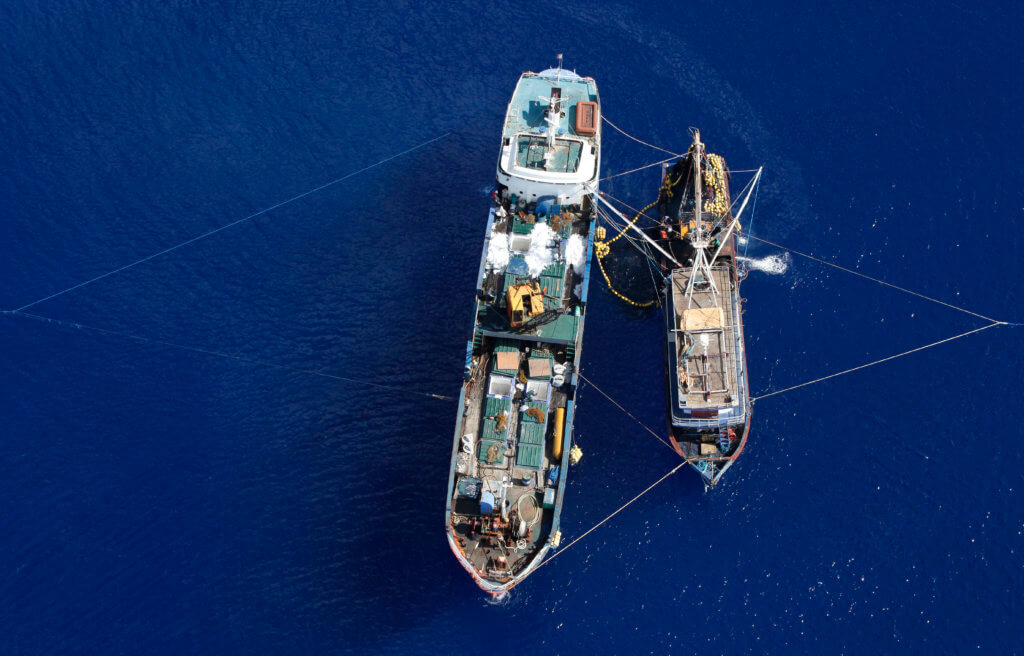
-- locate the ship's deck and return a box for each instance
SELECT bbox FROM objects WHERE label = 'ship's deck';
[671,265,739,409]
[449,341,568,584]
[448,199,592,588]
[476,208,588,344]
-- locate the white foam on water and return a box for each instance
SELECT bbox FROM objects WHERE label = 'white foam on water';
[738,252,791,275]
[486,229,510,271]
[564,234,586,271]
[524,222,558,277]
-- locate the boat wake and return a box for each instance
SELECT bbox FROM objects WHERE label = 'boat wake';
[485,590,513,606]
[738,253,790,275]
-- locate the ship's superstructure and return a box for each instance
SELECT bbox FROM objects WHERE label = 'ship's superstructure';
[445,66,600,595]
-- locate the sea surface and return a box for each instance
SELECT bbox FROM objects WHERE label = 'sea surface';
[1,2,1021,654]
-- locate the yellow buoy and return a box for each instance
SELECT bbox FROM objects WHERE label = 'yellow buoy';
[552,407,565,459]
[569,445,583,465]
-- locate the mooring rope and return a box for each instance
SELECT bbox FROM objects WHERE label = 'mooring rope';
[519,460,687,580]
[740,175,761,261]
[601,115,682,157]
[599,154,678,182]
[738,232,1001,323]
[12,132,451,313]
[599,191,662,225]
[752,322,1004,402]
[3,310,456,401]
[592,192,1020,403]
[578,372,675,452]
[593,207,663,307]
[593,205,663,298]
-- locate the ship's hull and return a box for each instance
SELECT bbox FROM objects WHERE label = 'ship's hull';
[445,68,600,594]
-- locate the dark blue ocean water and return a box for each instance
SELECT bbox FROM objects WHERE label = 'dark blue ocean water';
[2,1,1021,653]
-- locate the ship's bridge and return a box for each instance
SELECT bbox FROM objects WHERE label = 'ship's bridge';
[512,134,583,174]
[497,70,600,205]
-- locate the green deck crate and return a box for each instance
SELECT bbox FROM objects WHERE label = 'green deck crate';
[482,417,509,441]
[512,219,535,234]
[491,341,519,375]
[535,313,578,343]
[521,401,547,423]
[484,396,511,418]
[479,438,506,465]
[541,260,566,278]
[515,443,544,469]
[518,422,546,445]
[526,354,555,381]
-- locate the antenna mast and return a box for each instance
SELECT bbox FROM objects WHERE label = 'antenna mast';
[685,130,720,304]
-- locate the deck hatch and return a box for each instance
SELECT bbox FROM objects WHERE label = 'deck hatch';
[515,443,544,469]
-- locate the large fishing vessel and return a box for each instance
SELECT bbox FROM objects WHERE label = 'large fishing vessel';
[444,64,601,595]
[653,130,760,486]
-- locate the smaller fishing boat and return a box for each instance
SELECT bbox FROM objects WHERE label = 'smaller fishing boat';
[590,129,759,486]
[652,129,760,486]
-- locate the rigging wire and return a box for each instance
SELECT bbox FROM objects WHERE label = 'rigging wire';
[752,322,1004,402]
[740,174,762,261]
[598,188,1019,403]
[517,460,688,580]
[604,189,1005,324]
[633,221,666,302]
[728,171,760,215]
[601,115,682,157]
[737,232,1002,323]
[3,310,457,402]
[599,155,677,182]
[595,207,660,270]
[578,372,675,452]
[599,191,662,226]
[591,207,660,308]
[11,132,451,313]
[595,207,664,304]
